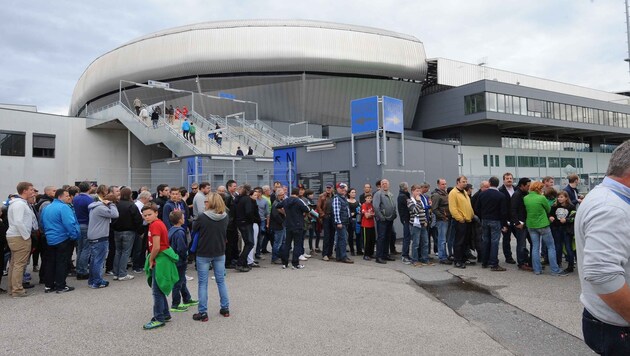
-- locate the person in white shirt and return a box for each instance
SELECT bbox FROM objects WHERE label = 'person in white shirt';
[6,182,37,297]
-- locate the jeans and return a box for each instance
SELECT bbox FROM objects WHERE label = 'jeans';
[282,229,304,266]
[113,231,135,278]
[152,119,158,129]
[88,240,108,286]
[582,308,630,355]
[334,224,348,261]
[44,239,71,290]
[132,231,147,270]
[152,269,170,322]
[401,221,411,258]
[481,219,502,267]
[502,224,517,260]
[410,225,429,262]
[237,224,254,267]
[552,226,575,268]
[321,216,333,258]
[528,227,561,274]
[272,228,286,261]
[76,224,89,275]
[172,265,192,307]
[436,220,449,261]
[196,255,229,314]
[514,227,530,266]
[376,220,393,259]
[447,219,457,257]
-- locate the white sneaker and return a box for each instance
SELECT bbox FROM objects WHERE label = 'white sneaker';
[303,253,312,258]
[293,264,305,269]
[186,275,194,281]
[118,275,134,281]
[298,255,308,261]
[112,276,119,280]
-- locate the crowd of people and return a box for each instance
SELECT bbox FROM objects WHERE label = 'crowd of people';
[0,171,585,328]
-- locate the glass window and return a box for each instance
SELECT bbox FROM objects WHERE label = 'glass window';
[495,155,500,167]
[483,154,488,167]
[577,158,583,168]
[464,93,485,115]
[520,97,528,115]
[0,130,26,157]
[560,158,576,167]
[548,157,560,168]
[506,95,513,114]
[505,156,516,167]
[553,103,560,120]
[586,108,594,124]
[497,94,505,113]
[486,92,497,112]
[33,133,55,158]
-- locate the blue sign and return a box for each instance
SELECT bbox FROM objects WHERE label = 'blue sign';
[383,96,403,133]
[273,148,297,188]
[219,92,236,100]
[351,96,379,134]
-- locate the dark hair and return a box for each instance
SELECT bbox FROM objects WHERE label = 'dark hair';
[179,187,187,196]
[375,180,381,187]
[305,189,314,196]
[517,177,531,187]
[78,181,90,193]
[542,176,554,183]
[502,172,513,180]
[169,210,184,225]
[567,174,579,183]
[142,203,158,212]
[291,187,300,195]
[488,176,500,187]
[226,180,237,188]
[544,187,557,200]
[16,182,33,195]
[96,184,109,197]
[68,186,80,197]
[120,187,133,201]
[54,188,67,199]
[240,184,252,196]
[199,182,210,189]
[364,192,372,198]
[157,184,169,193]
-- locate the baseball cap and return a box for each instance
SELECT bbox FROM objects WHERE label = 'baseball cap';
[336,182,348,189]
[325,183,333,188]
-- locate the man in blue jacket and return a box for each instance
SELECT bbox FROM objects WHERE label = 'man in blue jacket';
[41,188,81,293]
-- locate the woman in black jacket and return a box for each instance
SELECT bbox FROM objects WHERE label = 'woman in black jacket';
[112,187,143,281]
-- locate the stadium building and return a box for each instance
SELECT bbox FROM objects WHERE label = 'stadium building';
[1,19,629,194]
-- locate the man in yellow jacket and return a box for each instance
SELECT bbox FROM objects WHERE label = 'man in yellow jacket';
[448,176,474,269]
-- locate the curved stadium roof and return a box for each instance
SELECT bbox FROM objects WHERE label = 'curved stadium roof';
[70,19,427,116]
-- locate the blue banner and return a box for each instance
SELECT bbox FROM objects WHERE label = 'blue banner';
[383,96,403,134]
[273,148,297,189]
[351,96,379,134]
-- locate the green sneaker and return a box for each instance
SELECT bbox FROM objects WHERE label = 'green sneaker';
[181,299,199,307]
[169,305,189,312]
[143,320,165,330]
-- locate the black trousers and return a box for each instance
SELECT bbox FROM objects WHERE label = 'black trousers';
[321,216,334,257]
[237,224,254,266]
[453,221,470,263]
[225,227,239,266]
[44,239,71,290]
[105,229,115,272]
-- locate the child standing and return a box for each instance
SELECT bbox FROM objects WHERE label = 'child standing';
[142,204,179,330]
[168,211,198,313]
[549,190,576,273]
[361,193,376,261]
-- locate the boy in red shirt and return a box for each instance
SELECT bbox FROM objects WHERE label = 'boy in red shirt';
[142,204,172,330]
[361,193,376,260]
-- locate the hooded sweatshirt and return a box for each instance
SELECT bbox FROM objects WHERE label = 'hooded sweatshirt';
[87,201,119,240]
[6,197,37,240]
[192,210,228,258]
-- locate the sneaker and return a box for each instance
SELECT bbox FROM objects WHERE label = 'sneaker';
[105,271,114,276]
[192,312,208,322]
[454,262,466,269]
[490,266,507,272]
[552,270,569,277]
[292,264,305,269]
[143,320,165,330]
[298,255,308,261]
[12,292,31,298]
[170,305,189,312]
[112,276,118,280]
[421,262,435,266]
[282,265,288,269]
[322,256,330,261]
[56,286,75,293]
[518,264,533,271]
[185,275,194,281]
[237,265,251,272]
[249,262,260,268]
[89,281,110,289]
[44,287,54,294]
[220,308,230,317]
[76,274,89,280]
[564,266,574,273]
[505,258,517,264]
[439,259,453,265]
[133,269,143,274]
[413,262,423,267]
[303,253,312,258]
[363,256,370,261]
[341,258,354,264]
[182,299,199,307]
[118,274,135,281]
[401,257,412,265]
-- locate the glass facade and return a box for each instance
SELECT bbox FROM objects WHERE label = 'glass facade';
[501,137,590,152]
[32,133,55,158]
[505,155,583,168]
[464,92,630,128]
[482,154,500,167]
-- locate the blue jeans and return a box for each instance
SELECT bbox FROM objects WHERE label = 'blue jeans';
[401,221,411,259]
[272,228,285,261]
[282,229,304,266]
[481,219,502,267]
[447,219,457,257]
[435,220,448,261]
[76,225,89,275]
[113,231,135,278]
[410,225,429,262]
[583,308,630,355]
[88,240,108,286]
[172,265,192,307]
[152,269,170,322]
[334,224,348,261]
[552,226,575,268]
[514,227,530,266]
[528,227,561,274]
[376,220,393,259]
[196,255,229,314]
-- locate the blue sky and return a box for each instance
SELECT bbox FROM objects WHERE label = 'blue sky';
[1,0,628,114]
